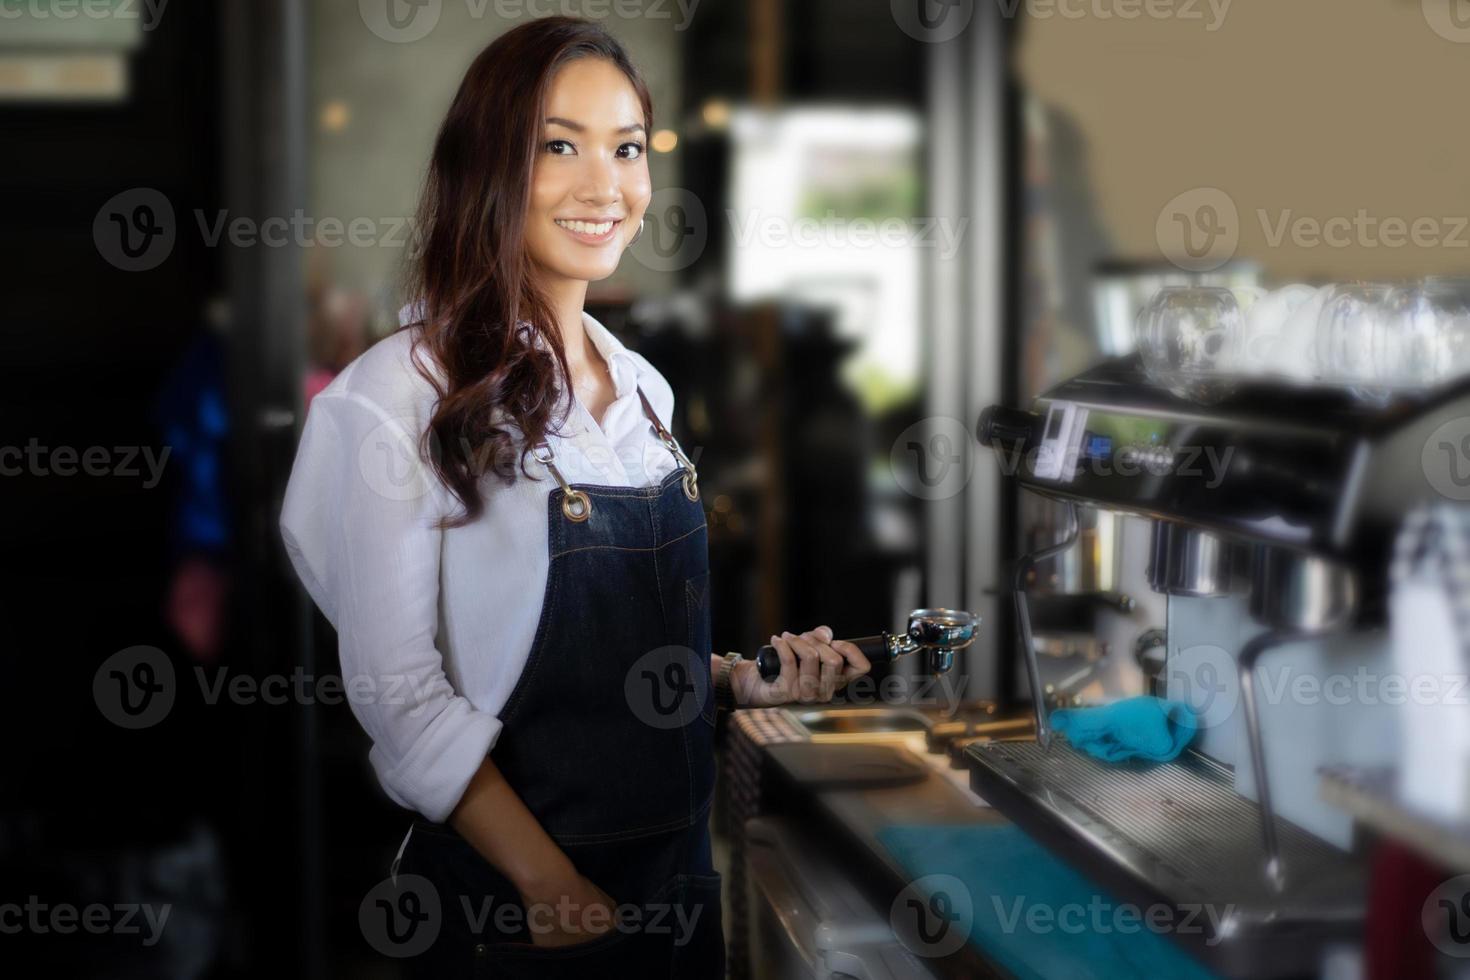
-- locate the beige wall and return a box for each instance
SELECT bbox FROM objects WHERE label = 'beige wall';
[310,1,684,325]
[1016,0,1470,282]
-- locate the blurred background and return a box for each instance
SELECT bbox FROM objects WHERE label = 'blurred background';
[6,0,1470,976]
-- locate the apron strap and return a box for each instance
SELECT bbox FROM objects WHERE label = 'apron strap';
[636,386,676,442]
[532,385,699,506]
[637,386,700,501]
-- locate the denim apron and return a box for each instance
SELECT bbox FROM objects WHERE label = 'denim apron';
[394,387,724,979]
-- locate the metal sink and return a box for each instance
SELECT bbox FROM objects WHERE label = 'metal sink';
[781,707,931,742]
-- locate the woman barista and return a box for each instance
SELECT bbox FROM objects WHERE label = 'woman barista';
[278,16,871,978]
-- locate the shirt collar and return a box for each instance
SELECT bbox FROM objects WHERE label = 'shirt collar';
[579,310,640,399]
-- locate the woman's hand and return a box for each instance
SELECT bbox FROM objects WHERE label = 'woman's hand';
[449,756,617,949]
[732,625,872,707]
[520,872,619,948]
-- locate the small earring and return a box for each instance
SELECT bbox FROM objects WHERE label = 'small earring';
[628,217,646,247]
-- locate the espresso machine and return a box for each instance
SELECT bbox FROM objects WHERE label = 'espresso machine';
[970,354,1470,976]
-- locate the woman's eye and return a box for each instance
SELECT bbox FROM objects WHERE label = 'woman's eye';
[619,142,645,161]
[545,139,574,155]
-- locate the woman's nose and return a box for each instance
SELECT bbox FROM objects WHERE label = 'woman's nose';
[574,154,621,205]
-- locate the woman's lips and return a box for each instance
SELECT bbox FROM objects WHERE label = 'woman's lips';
[555,218,622,245]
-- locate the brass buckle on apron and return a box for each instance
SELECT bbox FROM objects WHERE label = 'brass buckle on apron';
[534,385,701,520]
[561,490,592,523]
[532,441,593,523]
[662,432,700,502]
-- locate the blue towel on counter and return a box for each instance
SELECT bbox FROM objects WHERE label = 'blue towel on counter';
[877,824,1221,980]
[1050,696,1198,763]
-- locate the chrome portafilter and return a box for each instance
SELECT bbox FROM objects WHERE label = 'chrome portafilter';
[754,608,980,681]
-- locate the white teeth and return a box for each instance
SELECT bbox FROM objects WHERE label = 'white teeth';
[556,219,614,236]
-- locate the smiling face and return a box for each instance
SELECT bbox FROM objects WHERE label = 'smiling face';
[524,57,651,288]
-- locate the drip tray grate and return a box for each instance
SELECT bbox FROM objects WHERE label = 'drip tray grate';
[965,740,1367,976]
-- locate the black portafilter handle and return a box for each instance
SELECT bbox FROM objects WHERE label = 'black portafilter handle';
[755,633,891,682]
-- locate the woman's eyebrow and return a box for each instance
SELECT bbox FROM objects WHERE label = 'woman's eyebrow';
[544,116,646,136]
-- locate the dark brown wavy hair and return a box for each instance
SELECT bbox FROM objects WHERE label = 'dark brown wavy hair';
[401,16,653,528]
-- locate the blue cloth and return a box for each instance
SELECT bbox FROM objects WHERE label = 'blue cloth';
[1050,696,1198,763]
[877,824,1221,980]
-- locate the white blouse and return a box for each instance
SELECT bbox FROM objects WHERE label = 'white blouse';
[279,309,683,823]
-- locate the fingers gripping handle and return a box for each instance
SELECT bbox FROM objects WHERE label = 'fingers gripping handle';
[755,633,890,681]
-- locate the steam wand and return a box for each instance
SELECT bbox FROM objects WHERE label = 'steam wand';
[1014,502,1080,751]
[1237,622,1354,893]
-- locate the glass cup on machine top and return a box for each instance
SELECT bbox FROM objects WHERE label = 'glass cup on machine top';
[1376,277,1470,389]
[1135,285,1249,401]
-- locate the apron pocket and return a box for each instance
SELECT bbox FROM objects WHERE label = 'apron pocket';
[480,925,630,956]
[665,871,725,980]
[474,910,646,978]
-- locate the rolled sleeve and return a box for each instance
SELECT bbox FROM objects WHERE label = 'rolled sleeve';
[280,390,500,822]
